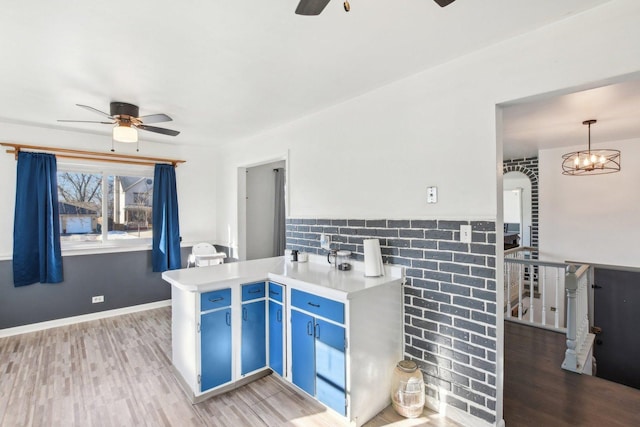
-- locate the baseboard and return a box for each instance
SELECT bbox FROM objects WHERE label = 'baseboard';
[444,404,494,427]
[192,370,271,404]
[426,395,495,427]
[0,299,171,338]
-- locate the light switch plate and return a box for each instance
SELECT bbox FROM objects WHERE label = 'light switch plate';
[427,186,438,204]
[460,225,472,243]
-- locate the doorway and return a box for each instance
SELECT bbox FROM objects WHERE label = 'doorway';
[240,159,286,261]
[503,171,532,247]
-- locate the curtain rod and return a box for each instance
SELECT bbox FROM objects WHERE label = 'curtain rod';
[0,142,186,167]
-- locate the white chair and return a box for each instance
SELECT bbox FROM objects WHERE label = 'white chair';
[187,243,227,267]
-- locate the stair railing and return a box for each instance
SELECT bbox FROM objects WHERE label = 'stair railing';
[504,247,594,373]
[504,247,566,330]
[561,263,595,373]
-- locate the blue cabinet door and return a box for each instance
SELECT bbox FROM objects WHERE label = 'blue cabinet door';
[269,300,284,376]
[241,300,266,375]
[315,318,346,415]
[291,309,315,396]
[242,281,266,301]
[268,282,283,303]
[201,308,232,391]
[291,289,345,324]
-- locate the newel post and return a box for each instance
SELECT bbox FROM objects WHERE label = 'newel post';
[561,264,579,372]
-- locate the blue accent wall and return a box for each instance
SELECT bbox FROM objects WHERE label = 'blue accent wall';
[0,247,190,330]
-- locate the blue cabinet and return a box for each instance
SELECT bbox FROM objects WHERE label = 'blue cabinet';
[241,282,266,375]
[291,294,346,416]
[291,289,344,324]
[315,318,346,415]
[242,281,266,300]
[268,282,285,376]
[200,305,232,391]
[269,281,283,303]
[201,288,232,311]
[291,309,316,396]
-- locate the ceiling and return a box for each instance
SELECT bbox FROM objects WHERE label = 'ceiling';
[502,77,640,159]
[0,0,624,154]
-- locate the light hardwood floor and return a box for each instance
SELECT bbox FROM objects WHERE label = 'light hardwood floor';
[0,307,459,427]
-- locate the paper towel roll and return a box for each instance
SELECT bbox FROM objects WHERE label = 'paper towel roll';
[363,239,384,277]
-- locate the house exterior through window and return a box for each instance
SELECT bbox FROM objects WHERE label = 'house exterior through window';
[56,162,154,246]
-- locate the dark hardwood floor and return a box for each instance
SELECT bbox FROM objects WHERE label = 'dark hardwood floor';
[504,321,640,427]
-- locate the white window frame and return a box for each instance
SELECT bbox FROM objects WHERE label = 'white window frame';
[57,159,155,254]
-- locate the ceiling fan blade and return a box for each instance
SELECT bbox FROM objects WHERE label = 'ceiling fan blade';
[76,104,113,119]
[295,0,331,15]
[434,0,456,6]
[58,119,115,124]
[136,124,180,137]
[139,113,172,124]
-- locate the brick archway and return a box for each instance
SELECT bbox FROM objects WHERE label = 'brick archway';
[503,159,538,248]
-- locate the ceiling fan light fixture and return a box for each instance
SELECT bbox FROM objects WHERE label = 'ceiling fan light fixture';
[113,123,138,143]
[561,119,621,176]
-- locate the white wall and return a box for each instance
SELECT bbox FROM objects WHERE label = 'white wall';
[0,122,218,258]
[215,1,640,254]
[539,137,640,268]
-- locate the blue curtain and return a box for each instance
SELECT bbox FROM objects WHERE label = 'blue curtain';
[13,152,63,286]
[272,168,286,256]
[152,164,182,272]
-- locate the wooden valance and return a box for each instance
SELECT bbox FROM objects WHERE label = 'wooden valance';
[1,142,185,167]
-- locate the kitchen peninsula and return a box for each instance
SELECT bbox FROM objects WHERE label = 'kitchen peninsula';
[162,255,404,426]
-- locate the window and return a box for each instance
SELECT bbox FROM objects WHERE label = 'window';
[57,163,154,246]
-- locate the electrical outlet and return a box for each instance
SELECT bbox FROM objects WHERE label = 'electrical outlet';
[320,233,331,250]
[460,225,472,243]
[92,295,104,304]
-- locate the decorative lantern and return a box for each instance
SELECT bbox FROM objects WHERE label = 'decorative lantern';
[390,360,425,418]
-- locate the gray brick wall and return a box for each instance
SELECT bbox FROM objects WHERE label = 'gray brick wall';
[504,157,539,248]
[286,218,497,424]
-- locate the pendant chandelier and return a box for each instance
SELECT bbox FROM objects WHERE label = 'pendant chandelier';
[562,119,620,176]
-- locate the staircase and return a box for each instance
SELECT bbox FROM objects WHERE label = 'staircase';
[504,321,640,426]
[504,247,595,373]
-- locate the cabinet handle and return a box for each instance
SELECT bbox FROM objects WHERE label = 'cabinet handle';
[315,323,320,339]
[208,297,224,303]
[197,322,200,333]
[243,307,248,321]
[226,312,231,326]
[308,302,320,308]
[277,309,282,323]
[306,321,313,336]
[269,290,280,296]
[248,289,262,294]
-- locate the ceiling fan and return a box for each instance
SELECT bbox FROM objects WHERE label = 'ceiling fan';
[58,102,180,143]
[295,0,456,15]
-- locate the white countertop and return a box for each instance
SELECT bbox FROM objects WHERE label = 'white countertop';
[162,255,404,300]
